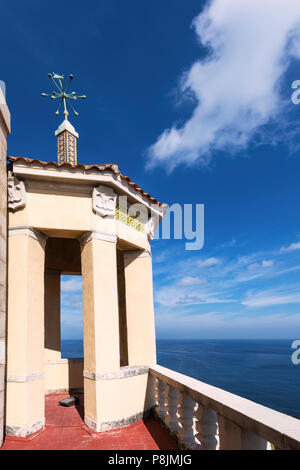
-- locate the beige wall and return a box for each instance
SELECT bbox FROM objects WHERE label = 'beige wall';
[44,359,83,393]
[0,85,10,446]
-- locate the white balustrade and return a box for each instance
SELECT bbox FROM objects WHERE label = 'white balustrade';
[156,378,168,421]
[165,385,181,433]
[195,404,219,450]
[178,392,198,449]
[149,364,300,451]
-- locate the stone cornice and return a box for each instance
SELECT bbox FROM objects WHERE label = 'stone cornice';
[10,161,165,219]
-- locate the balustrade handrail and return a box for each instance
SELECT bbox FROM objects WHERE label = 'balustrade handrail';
[150,364,300,450]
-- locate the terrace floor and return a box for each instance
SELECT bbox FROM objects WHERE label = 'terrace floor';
[1,393,179,450]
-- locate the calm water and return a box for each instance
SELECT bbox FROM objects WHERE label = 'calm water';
[61,339,300,419]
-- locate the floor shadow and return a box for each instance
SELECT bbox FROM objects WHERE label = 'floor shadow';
[74,393,84,421]
[143,412,179,450]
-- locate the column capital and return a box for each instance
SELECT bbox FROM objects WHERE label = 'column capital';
[78,230,117,246]
[123,250,152,260]
[8,225,48,248]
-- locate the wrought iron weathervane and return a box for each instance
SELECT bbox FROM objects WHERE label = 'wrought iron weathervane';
[41,73,86,121]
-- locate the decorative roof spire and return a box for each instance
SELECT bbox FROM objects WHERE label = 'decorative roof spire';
[41,73,86,165]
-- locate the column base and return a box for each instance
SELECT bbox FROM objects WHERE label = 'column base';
[84,408,152,433]
[6,418,45,437]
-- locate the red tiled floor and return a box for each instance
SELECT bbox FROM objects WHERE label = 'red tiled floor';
[1,393,179,450]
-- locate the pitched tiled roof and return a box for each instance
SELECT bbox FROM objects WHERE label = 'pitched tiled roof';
[8,156,168,208]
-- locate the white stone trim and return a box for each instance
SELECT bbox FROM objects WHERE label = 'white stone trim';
[45,387,83,394]
[8,225,48,247]
[6,371,44,383]
[55,119,79,138]
[84,409,152,433]
[83,365,149,381]
[78,230,117,246]
[6,418,45,437]
[123,250,151,260]
[45,357,83,365]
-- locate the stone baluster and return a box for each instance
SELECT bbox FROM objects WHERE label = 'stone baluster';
[156,379,168,421]
[195,404,219,450]
[165,385,180,433]
[178,392,198,449]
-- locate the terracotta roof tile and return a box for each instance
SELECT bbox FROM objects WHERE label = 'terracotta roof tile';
[8,156,168,208]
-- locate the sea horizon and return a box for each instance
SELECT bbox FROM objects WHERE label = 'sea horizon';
[61,338,300,420]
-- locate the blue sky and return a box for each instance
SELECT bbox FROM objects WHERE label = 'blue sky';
[3,0,300,339]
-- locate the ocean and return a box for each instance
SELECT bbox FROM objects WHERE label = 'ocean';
[61,338,300,419]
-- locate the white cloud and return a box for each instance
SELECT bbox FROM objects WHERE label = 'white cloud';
[248,260,274,270]
[280,241,300,253]
[178,276,207,286]
[197,257,220,267]
[147,0,300,171]
[61,277,82,293]
[220,239,237,248]
[155,283,234,307]
[262,260,274,268]
[242,286,300,307]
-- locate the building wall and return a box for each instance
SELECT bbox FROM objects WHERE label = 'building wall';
[44,359,84,393]
[0,84,10,446]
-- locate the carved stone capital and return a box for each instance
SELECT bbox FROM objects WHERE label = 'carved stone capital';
[78,230,117,246]
[8,172,27,212]
[8,225,48,249]
[92,184,117,217]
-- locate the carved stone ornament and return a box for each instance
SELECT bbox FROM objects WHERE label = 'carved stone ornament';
[92,184,117,217]
[8,172,27,212]
[147,218,155,240]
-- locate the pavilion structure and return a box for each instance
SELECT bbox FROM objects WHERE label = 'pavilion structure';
[5,74,168,436]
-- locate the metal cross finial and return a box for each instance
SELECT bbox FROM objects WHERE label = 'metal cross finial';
[41,73,86,121]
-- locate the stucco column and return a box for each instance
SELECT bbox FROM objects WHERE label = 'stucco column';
[44,270,61,361]
[123,250,156,366]
[0,82,10,446]
[6,226,47,436]
[80,231,120,431]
